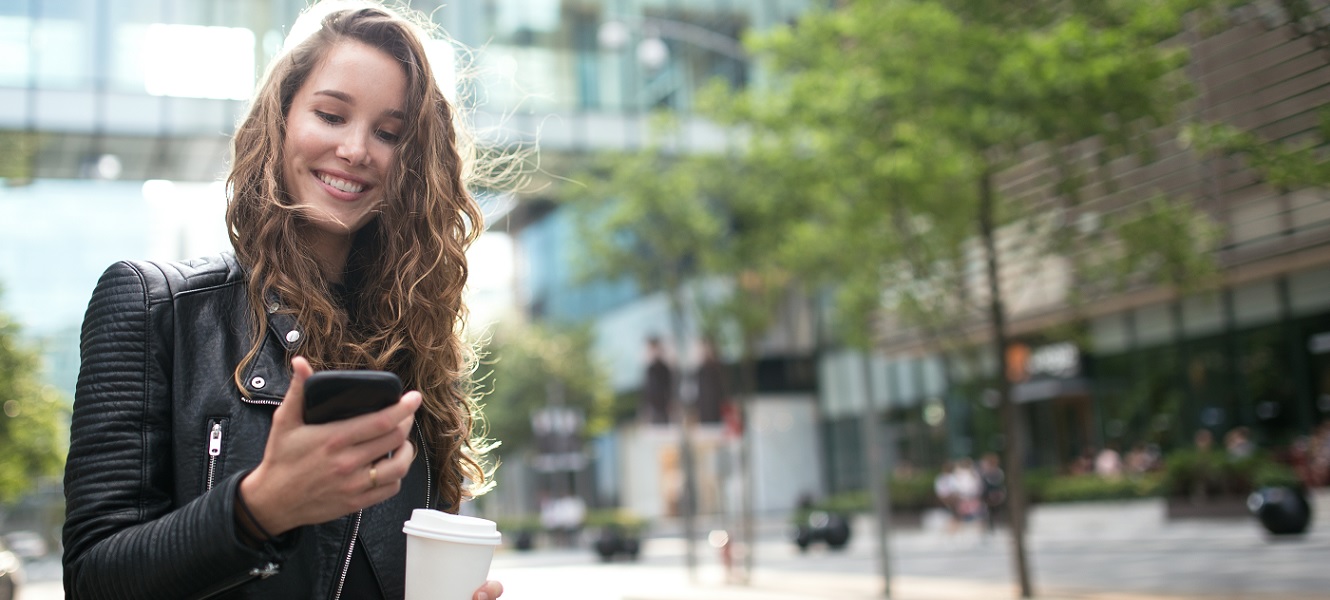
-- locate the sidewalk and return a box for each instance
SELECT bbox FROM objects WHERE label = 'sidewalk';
[600,488,1330,600]
[615,567,1188,600]
[614,567,1326,600]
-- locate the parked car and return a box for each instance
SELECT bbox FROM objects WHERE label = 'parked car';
[0,537,24,600]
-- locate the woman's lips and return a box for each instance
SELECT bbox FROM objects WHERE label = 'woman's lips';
[314,170,370,201]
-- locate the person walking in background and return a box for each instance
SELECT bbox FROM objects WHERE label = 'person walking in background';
[641,336,674,425]
[978,453,1006,535]
[950,458,984,532]
[1095,445,1123,480]
[934,461,958,535]
[1225,426,1256,459]
[61,2,504,598]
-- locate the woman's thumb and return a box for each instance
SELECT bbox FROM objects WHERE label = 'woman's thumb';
[275,356,314,425]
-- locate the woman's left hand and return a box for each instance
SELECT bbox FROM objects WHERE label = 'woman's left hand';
[473,580,503,600]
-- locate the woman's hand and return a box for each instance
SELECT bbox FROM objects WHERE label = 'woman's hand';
[239,356,421,535]
[473,580,503,600]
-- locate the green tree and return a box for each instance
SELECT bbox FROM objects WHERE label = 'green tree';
[473,321,614,456]
[0,290,69,505]
[0,131,36,183]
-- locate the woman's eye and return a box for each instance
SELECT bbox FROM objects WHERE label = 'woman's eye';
[376,130,401,144]
[315,111,344,125]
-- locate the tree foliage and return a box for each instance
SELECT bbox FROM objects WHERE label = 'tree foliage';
[701,0,1226,348]
[0,291,68,505]
[473,321,615,455]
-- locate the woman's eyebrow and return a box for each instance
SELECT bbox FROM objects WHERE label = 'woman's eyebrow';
[313,89,405,120]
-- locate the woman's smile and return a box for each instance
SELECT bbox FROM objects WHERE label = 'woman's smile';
[282,40,407,237]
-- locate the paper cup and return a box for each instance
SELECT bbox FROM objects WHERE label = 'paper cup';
[403,509,502,600]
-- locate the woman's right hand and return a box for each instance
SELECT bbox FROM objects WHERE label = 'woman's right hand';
[238,356,421,536]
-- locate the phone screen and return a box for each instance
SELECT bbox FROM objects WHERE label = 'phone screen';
[303,370,403,424]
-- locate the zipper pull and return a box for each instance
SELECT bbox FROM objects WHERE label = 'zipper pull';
[209,423,223,457]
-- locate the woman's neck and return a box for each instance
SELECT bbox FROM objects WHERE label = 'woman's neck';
[307,230,352,284]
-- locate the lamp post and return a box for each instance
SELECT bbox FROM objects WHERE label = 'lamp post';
[597,15,748,117]
[597,17,748,67]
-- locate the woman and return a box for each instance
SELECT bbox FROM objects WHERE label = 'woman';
[62,2,503,598]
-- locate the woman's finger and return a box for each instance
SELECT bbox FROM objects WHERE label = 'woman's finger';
[272,356,314,428]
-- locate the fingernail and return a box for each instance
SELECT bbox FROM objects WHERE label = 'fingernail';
[477,593,489,600]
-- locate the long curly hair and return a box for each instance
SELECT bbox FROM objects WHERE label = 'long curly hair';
[225,0,491,510]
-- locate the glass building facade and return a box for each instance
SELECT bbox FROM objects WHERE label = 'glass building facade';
[0,0,810,397]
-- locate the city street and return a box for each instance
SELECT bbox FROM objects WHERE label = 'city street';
[18,490,1329,599]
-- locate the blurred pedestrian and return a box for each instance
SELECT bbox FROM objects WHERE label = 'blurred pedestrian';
[1194,428,1215,452]
[61,2,503,598]
[1095,445,1123,480]
[978,453,1005,534]
[641,336,674,425]
[694,337,727,424]
[1124,443,1156,476]
[1225,426,1255,459]
[951,458,984,527]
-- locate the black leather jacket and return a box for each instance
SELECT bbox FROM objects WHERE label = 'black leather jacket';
[62,253,435,599]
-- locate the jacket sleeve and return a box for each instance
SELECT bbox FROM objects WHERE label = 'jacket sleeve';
[61,261,279,599]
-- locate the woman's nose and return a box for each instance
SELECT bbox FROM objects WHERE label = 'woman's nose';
[335,129,371,165]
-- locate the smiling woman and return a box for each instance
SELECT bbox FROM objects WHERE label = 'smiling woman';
[281,40,407,278]
[61,2,504,599]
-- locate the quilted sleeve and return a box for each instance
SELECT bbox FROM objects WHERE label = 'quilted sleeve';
[61,261,272,599]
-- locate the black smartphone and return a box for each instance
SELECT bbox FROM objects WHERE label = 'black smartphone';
[303,370,403,424]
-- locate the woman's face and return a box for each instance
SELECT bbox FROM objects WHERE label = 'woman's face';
[282,40,408,244]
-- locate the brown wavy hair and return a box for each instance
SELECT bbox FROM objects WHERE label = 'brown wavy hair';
[225,0,491,510]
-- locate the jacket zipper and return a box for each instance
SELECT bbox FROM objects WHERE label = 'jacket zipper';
[205,420,225,491]
[332,423,431,599]
[332,510,363,600]
[196,418,281,599]
[416,424,432,508]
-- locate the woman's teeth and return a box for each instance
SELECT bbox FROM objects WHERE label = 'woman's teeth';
[318,173,365,193]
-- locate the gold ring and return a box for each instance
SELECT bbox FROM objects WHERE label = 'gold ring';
[369,465,379,489]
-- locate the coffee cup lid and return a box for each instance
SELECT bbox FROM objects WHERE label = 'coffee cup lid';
[402,509,502,546]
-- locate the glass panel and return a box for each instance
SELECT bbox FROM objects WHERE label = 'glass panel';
[1239,324,1298,446]
[142,24,255,100]
[1091,313,1129,354]
[0,17,28,87]
[1182,291,1224,337]
[1291,266,1330,316]
[33,19,88,89]
[920,355,945,397]
[1232,279,1279,328]
[869,351,890,409]
[1134,304,1175,347]
[892,357,918,406]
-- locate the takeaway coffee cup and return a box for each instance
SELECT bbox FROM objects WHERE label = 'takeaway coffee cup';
[402,509,502,600]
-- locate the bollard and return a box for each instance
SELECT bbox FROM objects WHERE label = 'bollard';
[1247,486,1312,536]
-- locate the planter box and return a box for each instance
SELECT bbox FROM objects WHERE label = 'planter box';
[1165,495,1250,520]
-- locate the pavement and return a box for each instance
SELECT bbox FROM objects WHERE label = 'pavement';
[490,488,1330,600]
[14,489,1330,599]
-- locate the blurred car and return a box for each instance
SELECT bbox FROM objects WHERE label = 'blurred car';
[0,536,24,600]
[2,531,47,560]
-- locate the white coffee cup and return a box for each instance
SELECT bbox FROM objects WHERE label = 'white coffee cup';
[402,509,502,600]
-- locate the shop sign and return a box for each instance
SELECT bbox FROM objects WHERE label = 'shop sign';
[1007,341,1081,382]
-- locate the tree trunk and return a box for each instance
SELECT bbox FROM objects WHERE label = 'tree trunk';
[859,352,893,597]
[738,335,758,583]
[668,286,698,579]
[979,168,1033,598]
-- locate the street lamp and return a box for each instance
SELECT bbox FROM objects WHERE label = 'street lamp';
[597,16,748,66]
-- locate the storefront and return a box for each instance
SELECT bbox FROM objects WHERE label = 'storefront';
[817,264,1330,486]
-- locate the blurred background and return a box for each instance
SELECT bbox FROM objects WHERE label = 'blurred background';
[2,0,1330,598]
